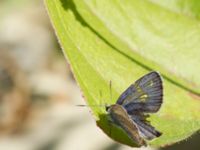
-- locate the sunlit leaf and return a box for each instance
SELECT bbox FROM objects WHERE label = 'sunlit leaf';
[45,0,200,147]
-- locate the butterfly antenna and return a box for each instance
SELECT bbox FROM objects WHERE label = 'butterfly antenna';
[109,80,112,105]
[76,104,87,107]
[99,90,103,105]
[76,104,105,107]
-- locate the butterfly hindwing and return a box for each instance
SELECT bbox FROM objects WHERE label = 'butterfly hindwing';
[106,71,163,145]
[117,71,163,113]
[108,104,147,146]
[130,113,162,140]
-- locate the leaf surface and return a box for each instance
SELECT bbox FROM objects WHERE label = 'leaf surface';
[45,0,200,147]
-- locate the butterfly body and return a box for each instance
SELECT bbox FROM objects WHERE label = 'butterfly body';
[106,71,163,146]
[107,104,147,146]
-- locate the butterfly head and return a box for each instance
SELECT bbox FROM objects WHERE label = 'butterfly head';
[105,104,110,112]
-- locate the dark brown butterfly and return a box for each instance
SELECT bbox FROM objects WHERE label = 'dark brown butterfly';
[106,71,163,146]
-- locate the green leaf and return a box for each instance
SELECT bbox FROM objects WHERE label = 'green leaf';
[149,0,200,19]
[44,0,200,147]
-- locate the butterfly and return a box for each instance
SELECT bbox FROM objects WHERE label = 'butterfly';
[106,71,163,146]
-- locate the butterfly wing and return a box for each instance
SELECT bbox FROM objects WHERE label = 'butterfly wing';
[108,104,147,146]
[117,71,163,113]
[130,113,162,140]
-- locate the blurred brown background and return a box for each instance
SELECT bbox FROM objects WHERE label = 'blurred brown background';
[0,0,199,150]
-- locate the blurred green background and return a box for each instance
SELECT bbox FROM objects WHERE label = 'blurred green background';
[0,0,199,150]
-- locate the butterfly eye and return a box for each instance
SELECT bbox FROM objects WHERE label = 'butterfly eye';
[105,105,110,111]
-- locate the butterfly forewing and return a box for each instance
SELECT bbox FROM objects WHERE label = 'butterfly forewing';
[106,71,163,146]
[117,71,163,113]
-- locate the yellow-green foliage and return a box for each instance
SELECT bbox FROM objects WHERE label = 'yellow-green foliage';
[45,0,200,147]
